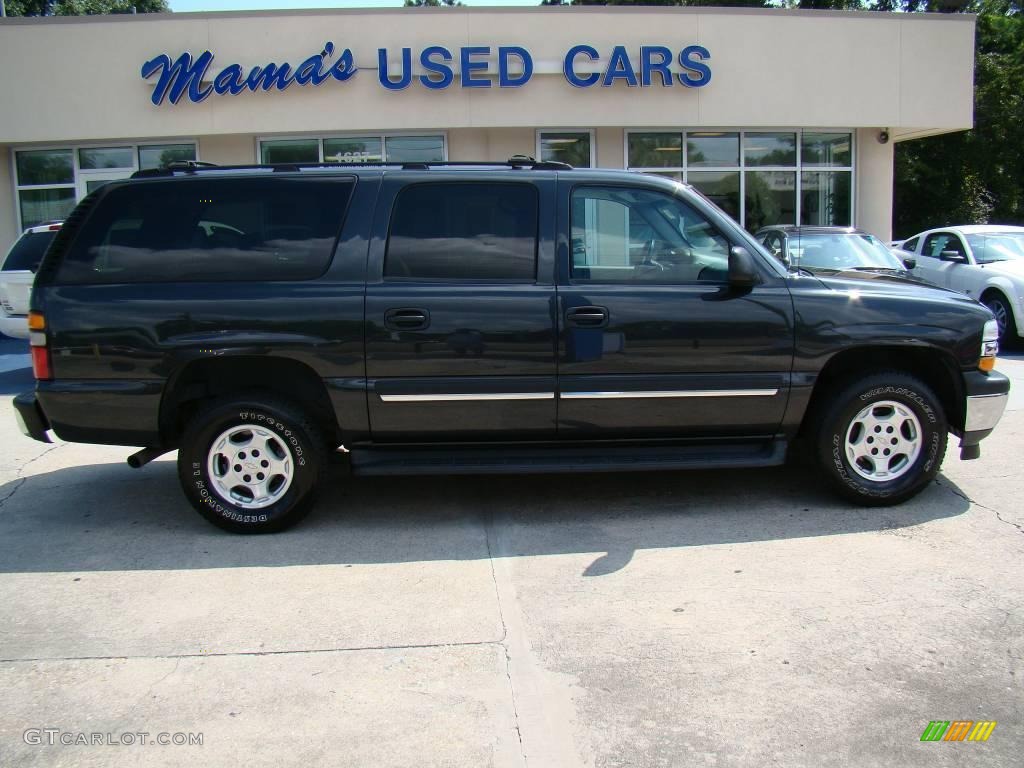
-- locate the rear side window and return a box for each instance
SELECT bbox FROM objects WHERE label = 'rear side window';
[385,183,538,281]
[57,177,353,284]
[3,230,57,272]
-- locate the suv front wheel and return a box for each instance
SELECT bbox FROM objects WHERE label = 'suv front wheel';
[177,395,327,533]
[816,372,947,506]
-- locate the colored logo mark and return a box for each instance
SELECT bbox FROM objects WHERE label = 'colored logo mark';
[920,721,997,742]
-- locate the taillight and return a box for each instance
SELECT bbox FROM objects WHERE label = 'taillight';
[28,312,52,380]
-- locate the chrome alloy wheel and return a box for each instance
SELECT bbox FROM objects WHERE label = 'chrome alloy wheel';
[206,424,294,509]
[844,400,923,482]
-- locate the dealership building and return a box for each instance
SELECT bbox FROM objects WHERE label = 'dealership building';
[0,6,975,247]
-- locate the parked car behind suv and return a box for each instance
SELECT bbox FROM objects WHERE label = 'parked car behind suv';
[13,160,1010,533]
[898,225,1024,342]
[0,222,61,339]
[756,226,917,278]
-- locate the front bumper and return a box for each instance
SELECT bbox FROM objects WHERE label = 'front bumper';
[959,370,1010,455]
[12,391,51,443]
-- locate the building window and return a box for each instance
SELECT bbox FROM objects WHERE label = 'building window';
[259,134,446,165]
[626,129,853,232]
[538,131,593,168]
[13,142,197,231]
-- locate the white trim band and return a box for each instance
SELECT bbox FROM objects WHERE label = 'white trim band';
[380,389,779,402]
[559,389,779,400]
[380,392,556,402]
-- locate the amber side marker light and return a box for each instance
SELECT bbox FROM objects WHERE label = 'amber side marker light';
[979,319,999,372]
[28,312,52,380]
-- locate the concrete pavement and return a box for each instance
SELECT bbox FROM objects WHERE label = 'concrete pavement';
[0,351,1021,767]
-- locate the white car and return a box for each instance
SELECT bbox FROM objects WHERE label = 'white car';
[899,224,1024,342]
[0,223,62,339]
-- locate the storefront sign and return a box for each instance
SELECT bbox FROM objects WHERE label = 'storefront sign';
[142,42,711,105]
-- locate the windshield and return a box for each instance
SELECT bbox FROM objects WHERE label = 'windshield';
[3,230,57,272]
[966,233,1024,264]
[790,233,905,271]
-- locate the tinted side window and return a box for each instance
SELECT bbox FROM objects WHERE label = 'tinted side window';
[386,183,538,281]
[571,186,732,283]
[58,177,353,284]
[902,236,919,252]
[3,230,57,272]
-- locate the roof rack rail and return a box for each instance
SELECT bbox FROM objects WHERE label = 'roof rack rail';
[129,156,573,179]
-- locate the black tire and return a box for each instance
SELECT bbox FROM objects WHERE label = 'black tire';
[815,372,947,506]
[982,292,1018,345]
[177,394,327,533]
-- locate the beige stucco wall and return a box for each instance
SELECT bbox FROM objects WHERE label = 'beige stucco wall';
[0,151,16,246]
[0,8,974,145]
[447,128,535,163]
[197,134,255,165]
[855,128,896,242]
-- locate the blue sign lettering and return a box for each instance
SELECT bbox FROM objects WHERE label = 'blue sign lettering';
[420,46,454,90]
[460,46,491,88]
[603,46,638,88]
[498,46,532,88]
[379,47,412,91]
[142,43,710,104]
[678,45,712,87]
[142,42,355,105]
[563,45,601,89]
[640,46,673,88]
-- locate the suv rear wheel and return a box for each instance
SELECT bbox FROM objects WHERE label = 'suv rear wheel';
[816,372,947,506]
[177,395,326,533]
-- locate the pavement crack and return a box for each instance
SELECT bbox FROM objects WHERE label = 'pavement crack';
[0,443,64,511]
[131,657,182,712]
[936,477,1022,535]
[0,638,507,665]
[484,510,527,767]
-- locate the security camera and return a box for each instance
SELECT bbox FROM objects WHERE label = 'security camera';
[878,130,890,144]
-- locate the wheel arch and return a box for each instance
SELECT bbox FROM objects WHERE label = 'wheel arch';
[159,356,341,448]
[979,281,1022,333]
[800,345,965,437]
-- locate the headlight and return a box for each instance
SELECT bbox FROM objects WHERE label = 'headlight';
[979,319,999,371]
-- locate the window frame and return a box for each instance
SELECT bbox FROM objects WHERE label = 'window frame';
[567,182,735,286]
[256,131,449,166]
[11,140,199,232]
[383,180,542,284]
[536,129,596,169]
[623,128,855,232]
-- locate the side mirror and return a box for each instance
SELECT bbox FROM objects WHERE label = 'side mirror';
[940,250,965,262]
[729,246,761,288]
[902,255,916,270]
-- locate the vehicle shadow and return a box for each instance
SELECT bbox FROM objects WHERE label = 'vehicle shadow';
[0,457,970,576]
[0,366,33,396]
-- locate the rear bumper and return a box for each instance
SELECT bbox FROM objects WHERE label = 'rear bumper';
[13,391,51,443]
[960,370,1010,448]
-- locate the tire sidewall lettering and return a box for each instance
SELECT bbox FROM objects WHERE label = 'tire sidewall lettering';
[828,379,944,500]
[193,408,312,524]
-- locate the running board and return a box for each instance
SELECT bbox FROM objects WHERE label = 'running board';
[349,439,787,476]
